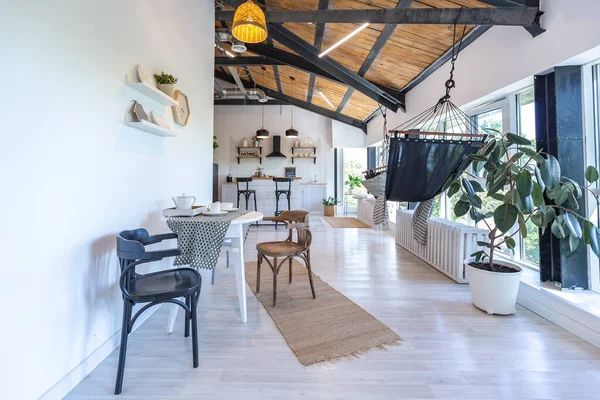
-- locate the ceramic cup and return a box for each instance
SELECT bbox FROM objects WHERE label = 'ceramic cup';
[209,202,221,213]
[221,202,233,211]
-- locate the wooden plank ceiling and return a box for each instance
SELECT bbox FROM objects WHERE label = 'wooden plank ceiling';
[215,0,494,122]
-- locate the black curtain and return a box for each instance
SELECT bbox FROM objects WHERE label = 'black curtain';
[385,137,479,202]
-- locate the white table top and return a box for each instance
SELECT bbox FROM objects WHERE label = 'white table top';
[230,211,263,225]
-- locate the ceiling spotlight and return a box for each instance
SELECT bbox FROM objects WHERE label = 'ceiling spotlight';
[319,23,369,58]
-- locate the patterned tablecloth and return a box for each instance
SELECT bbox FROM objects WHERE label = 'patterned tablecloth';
[166,211,251,270]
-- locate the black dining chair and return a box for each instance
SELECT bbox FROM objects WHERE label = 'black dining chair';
[114,229,202,395]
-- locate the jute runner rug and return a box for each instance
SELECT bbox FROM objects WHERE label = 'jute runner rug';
[324,217,370,228]
[245,260,400,365]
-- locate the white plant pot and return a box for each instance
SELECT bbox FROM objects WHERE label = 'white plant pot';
[158,83,175,98]
[465,257,522,315]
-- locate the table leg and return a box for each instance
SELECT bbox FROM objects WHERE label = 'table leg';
[232,225,247,323]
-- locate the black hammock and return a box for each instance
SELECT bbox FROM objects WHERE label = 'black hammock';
[384,135,481,203]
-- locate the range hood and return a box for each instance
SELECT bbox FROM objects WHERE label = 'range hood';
[266,135,286,158]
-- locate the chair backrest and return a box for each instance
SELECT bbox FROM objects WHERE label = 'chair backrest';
[117,229,149,264]
[276,210,308,224]
[287,223,312,249]
[236,177,253,191]
[273,177,292,192]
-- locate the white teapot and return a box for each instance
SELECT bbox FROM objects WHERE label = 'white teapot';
[172,193,196,209]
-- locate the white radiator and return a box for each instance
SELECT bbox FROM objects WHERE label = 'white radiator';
[396,210,487,283]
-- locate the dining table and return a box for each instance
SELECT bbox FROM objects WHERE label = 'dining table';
[164,210,263,331]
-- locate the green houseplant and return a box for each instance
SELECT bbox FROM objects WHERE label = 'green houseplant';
[213,135,218,150]
[251,135,263,147]
[153,71,178,97]
[447,131,600,314]
[322,197,340,217]
[345,174,362,194]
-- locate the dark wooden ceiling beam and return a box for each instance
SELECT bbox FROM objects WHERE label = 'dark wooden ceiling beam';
[216,7,540,27]
[215,70,367,132]
[236,45,405,105]
[336,0,412,114]
[255,0,283,94]
[268,23,402,112]
[307,0,330,104]
[478,0,545,37]
[215,99,289,106]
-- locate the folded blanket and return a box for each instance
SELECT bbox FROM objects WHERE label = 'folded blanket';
[412,198,435,245]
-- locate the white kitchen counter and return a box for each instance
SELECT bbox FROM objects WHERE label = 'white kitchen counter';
[222,179,326,218]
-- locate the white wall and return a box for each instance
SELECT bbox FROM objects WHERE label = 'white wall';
[0,1,214,399]
[366,0,600,145]
[214,105,336,197]
[332,120,366,148]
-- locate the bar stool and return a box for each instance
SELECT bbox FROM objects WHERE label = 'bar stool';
[236,177,257,212]
[274,177,292,217]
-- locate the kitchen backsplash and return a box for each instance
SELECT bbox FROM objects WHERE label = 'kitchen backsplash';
[228,136,325,181]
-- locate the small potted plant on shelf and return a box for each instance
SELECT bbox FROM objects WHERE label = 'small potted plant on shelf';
[251,135,263,147]
[213,135,218,150]
[448,131,600,315]
[153,71,178,97]
[322,197,340,217]
[345,174,362,194]
[255,167,265,177]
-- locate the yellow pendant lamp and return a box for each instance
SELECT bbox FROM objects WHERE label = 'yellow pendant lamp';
[231,1,268,44]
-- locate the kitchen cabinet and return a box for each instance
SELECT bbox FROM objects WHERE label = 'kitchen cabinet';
[301,184,326,214]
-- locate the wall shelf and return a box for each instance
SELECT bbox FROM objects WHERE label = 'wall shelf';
[290,155,317,164]
[125,74,179,106]
[126,120,176,137]
[124,113,175,137]
[236,155,263,164]
[237,146,263,155]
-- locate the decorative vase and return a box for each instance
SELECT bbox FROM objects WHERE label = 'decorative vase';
[349,188,355,194]
[464,258,522,315]
[242,138,248,147]
[158,83,175,98]
[253,140,260,147]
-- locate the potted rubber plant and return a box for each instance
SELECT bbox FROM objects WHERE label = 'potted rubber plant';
[322,197,340,217]
[345,174,362,194]
[154,71,178,97]
[447,131,600,315]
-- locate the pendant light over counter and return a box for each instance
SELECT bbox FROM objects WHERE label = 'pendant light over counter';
[231,0,268,44]
[256,101,269,139]
[286,76,298,138]
[256,66,269,139]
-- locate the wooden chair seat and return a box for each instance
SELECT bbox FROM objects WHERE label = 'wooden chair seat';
[256,241,305,257]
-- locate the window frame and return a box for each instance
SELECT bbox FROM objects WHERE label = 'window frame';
[439,89,542,271]
[583,60,600,292]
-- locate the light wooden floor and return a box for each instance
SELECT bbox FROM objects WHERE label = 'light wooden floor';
[66,216,600,399]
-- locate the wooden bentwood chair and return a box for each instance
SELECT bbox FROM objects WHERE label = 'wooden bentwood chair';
[257,210,316,307]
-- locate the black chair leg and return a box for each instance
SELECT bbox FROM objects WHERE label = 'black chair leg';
[253,193,258,226]
[114,299,132,395]
[184,296,190,337]
[287,193,291,211]
[190,291,199,368]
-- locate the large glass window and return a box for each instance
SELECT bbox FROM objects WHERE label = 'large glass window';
[341,148,367,210]
[588,63,600,291]
[516,88,540,266]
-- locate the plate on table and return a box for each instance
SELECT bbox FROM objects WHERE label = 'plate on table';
[203,211,228,217]
[225,208,240,212]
